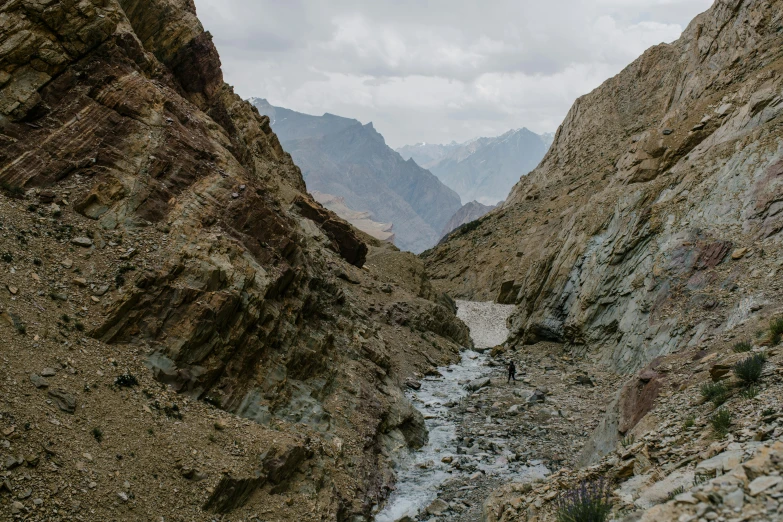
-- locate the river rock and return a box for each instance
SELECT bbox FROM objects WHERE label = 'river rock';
[426,498,449,516]
[71,237,93,248]
[466,377,491,391]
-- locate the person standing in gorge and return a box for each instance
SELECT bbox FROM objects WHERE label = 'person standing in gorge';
[507,360,516,384]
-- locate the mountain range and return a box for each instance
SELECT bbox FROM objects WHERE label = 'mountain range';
[251,98,462,253]
[397,129,553,205]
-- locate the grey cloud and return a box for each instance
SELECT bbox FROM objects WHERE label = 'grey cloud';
[194,0,713,147]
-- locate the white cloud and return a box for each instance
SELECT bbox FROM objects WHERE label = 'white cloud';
[194,0,714,147]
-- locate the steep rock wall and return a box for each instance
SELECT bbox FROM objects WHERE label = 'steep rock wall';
[424,0,783,372]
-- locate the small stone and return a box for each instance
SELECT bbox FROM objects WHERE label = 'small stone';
[71,237,93,248]
[231,192,240,199]
[731,247,748,260]
[117,491,128,502]
[47,389,76,414]
[32,498,43,506]
[748,475,781,496]
[93,285,110,296]
[5,455,24,469]
[72,278,87,287]
[119,248,136,260]
[10,501,23,514]
[426,498,449,516]
[41,368,56,377]
[61,259,73,269]
[90,296,100,303]
[30,374,49,389]
[7,285,18,295]
[662,129,673,135]
[722,488,744,509]
[406,380,422,390]
[17,489,31,500]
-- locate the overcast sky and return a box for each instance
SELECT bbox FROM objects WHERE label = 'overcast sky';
[193,0,713,148]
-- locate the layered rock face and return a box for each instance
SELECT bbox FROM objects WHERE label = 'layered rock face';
[424,0,783,372]
[0,1,470,519]
[252,98,463,253]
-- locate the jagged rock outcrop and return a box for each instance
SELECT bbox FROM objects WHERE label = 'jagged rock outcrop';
[0,1,470,519]
[439,201,497,241]
[424,0,783,373]
[252,98,463,253]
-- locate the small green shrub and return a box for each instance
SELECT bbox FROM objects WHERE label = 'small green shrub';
[114,373,139,388]
[733,354,766,385]
[693,473,711,485]
[556,479,613,522]
[732,341,752,353]
[740,385,759,400]
[770,317,783,345]
[762,407,776,417]
[701,382,729,405]
[92,427,104,442]
[683,416,695,429]
[710,408,732,437]
[620,434,635,448]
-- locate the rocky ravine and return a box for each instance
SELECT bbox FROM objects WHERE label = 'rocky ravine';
[0,1,471,520]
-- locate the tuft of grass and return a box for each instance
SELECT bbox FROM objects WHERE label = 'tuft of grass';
[710,408,732,437]
[733,354,766,385]
[1,252,12,263]
[700,382,729,406]
[114,373,139,388]
[92,427,104,442]
[762,407,776,417]
[770,317,783,345]
[683,415,695,429]
[740,385,759,400]
[620,434,635,448]
[693,473,711,485]
[667,485,685,501]
[732,341,752,353]
[555,479,613,522]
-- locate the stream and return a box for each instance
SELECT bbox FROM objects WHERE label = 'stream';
[375,301,550,521]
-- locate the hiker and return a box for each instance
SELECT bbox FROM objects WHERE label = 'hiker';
[507,360,516,384]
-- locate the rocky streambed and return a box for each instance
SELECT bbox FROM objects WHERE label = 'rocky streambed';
[375,301,550,521]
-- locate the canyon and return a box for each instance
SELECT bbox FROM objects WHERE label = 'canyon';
[2,0,783,521]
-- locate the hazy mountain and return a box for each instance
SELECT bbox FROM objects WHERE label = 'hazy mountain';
[439,201,497,241]
[251,98,462,253]
[397,128,551,206]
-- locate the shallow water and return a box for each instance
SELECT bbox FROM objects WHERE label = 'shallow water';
[374,301,548,521]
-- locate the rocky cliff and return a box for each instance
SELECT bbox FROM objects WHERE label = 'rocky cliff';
[252,98,463,253]
[424,0,783,373]
[0,1,470,520]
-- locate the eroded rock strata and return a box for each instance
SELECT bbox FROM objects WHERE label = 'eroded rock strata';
[0,0,469,519]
